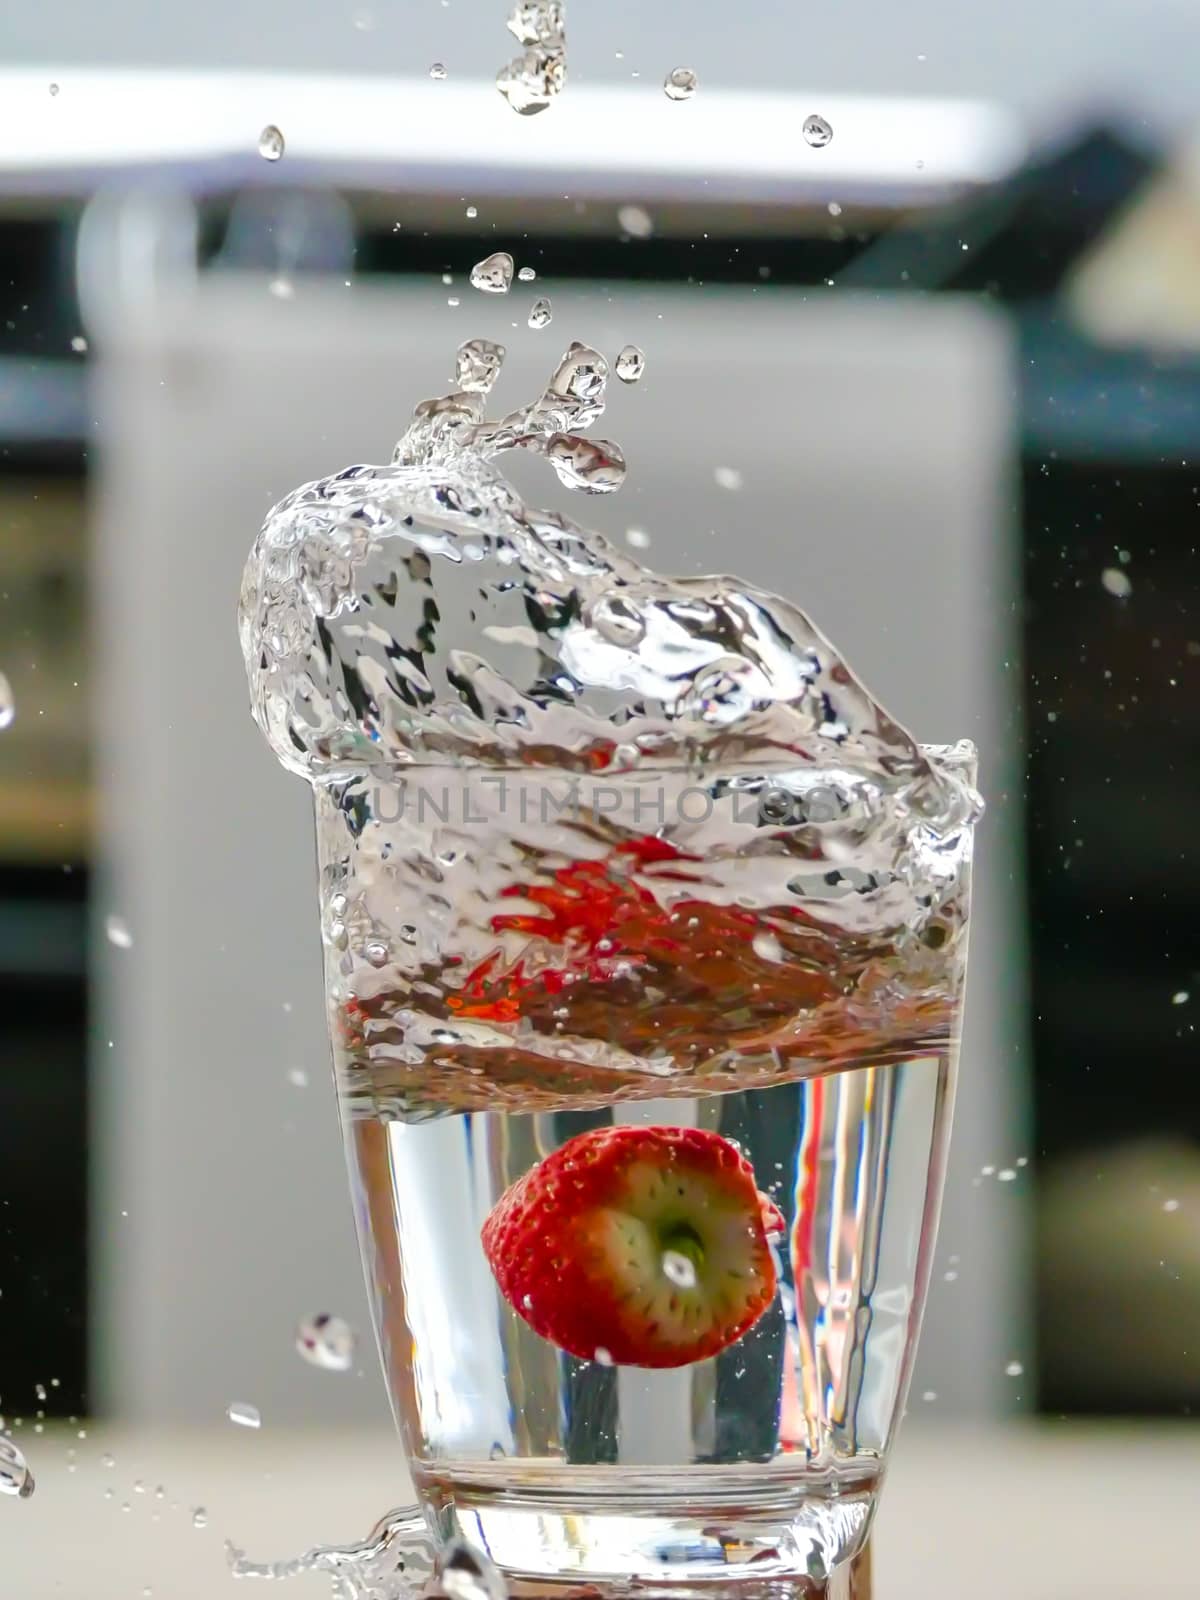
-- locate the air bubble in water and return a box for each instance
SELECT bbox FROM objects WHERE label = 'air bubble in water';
[714,465,743,491]
[528,297,553,329]
[617,203,654,239]
[615,344,645,383]
[105,914,134,950]
[0,1437,34,1499]
[546,433,626,495]
[439,1537,508,1600]
[455,338,507,395]
[803,114,833,148]
[227,1401,262,1429]
[1101,567,1132,598]
[587,595,645,648]
[429,62,448,80]
[662,1250,697,1289]
[663,66,697,101]
[258,124,285,162]
[295,1313,357,1372]
[517,265,537,282]
[752,931,784,964]
[470,252,515,295]
[0,672,14,731]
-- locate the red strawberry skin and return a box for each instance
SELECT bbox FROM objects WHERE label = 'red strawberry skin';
[480,1124,781,1369]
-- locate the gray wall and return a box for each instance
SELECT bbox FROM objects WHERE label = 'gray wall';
[5,0,1194,135]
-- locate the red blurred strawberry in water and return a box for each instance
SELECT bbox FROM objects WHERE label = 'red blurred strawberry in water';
[481,1124,784,1369]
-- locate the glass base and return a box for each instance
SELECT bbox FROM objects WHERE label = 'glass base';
[420,1466,875,1593]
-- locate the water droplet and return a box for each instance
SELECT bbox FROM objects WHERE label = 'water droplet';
[364,940,389,968]
[470,252,515,295]
[615,344,645,384]
[997,1168,1017,1182]
[1163,1198,1181,1213]
[921,1390,937,1402]
[663,66,697,101]
[33,1384,46,1403]
[0,1437,34,1498]
[588,595,645,648]
[440,1537,508,1600]
[980,1165,996,1177]
[105,914,134,950]
[496,1,566,116]
[528,297,553,330]
[101,1452,115,1468]
[625,526,651,550]
[827,201,843,217]
[803,114,833,148]
[268,276,294,300]
[226,1401,262,1429]
[71,334,88,352]
[943,1269,958,1281]
[1101,567,1132,598]
[1004,1361,1024,1378]
[617,203,654,239]
[258,124,285,162]
[465,205,478,220]
[48,83,59,97]
[594,1346,614,1366]
[447,296,461,308]
[455,338,507,395]
[752,931,784,964]
[714,465,743,491]
[662,1249,697,1289]
[517,265,537,282]
[286,1066,309,1088]
[1172,990,1190,1005]
[352,9,375,29]
[192,1506,208,1529]
[546,434,626,495]
[295,1313,357,1372]
[429,62,448,80]
[0,673,14,731]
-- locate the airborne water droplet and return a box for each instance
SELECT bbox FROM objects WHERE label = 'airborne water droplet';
[803,114,833,148]
[1101,566,1132,598]
[192,1506,208,1529]
[258,124,285,162]
[528,297,553,329]
[496,0,566,116]
[48,82,59,97]
[517,265,537,282]
[105,914,134,950]
[470,252,515,295]
[429,62,448,80]
[625,526,651,549]
[663,66,697,101]
[226,1401,262,1429]
[0,672,14,731]
[593,1345,614,1366]
[71,334,88,352]
[1004,1361,1024,1378]
[617,203,654,239]
[752,931,784,964]
[0,1437,34,1498]
[614,344,645,384]
[714,465,744,491]
[439,1537,508,1600]
[295,1313,357,1372]
[455,338,507,395]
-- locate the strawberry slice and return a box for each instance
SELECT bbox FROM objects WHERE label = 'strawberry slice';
[481,1124,783,1369]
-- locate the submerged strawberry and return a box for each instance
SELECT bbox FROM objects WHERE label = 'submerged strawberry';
[481,1124,783,1369]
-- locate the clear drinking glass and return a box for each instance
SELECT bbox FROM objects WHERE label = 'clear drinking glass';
[240,360,980,1598]
[317,753,974,1594]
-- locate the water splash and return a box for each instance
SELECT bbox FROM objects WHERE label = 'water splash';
[454,340,506,395]
[663,66,698,101]
[438,1539,507,1600]
[228,1506,434,1598]
[258,124,285,162]
[496,1,566,116]
[0,1437,34,1499]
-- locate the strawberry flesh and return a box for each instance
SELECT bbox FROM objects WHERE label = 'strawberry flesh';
[480,1124,781,1369]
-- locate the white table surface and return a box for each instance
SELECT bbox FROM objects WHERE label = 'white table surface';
[4,1422,1194,1597]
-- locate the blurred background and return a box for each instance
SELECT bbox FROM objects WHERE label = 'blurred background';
[1,2,1197,1594]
